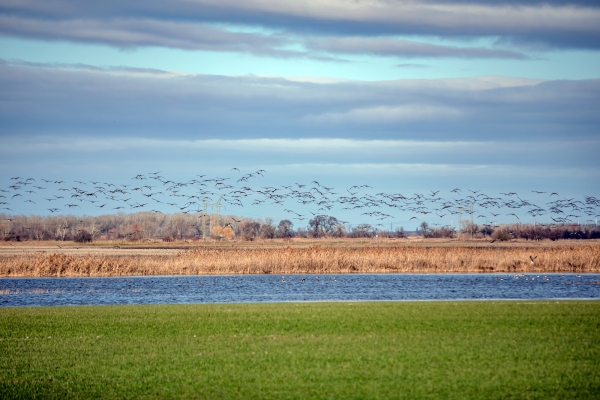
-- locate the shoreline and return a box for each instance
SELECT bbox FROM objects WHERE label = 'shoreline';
[2,271,600,279]
[1,300,600,309]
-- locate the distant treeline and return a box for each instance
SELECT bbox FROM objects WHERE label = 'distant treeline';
[419,221,600,241]
[1,212,599,242]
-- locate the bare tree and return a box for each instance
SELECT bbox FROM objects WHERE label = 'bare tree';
[419,221,429,236]
[308,215,340,238]
[394,226,406,238]
[349,224,374,238]
[276,219,294,238]
[260,224,275,239]
[54,219,69,241]
[239,221,261,241]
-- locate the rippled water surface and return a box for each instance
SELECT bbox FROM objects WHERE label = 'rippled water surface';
[1,274,599,307]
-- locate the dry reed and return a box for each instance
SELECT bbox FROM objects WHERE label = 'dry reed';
[1,245,599,277]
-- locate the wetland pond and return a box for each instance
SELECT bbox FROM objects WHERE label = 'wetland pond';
[1,273,600,307]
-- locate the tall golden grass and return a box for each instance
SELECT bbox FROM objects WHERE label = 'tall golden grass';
[1,245,599,277]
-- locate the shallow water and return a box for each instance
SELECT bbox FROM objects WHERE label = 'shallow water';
[1,273,600,307]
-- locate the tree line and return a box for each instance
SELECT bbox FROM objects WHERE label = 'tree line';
[418,221,600,241]
[1,212,598,242]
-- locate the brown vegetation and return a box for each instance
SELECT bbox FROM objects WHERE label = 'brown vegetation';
[1,244,599,277]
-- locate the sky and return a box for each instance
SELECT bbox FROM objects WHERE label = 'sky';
[0,0,599,229]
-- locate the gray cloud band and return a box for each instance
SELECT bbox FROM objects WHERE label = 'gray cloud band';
[0,62,598,143]
[0,1,599,52]
[306,37,530,59]
[0,16,527,60]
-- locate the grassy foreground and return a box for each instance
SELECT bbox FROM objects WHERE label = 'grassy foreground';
[1,301,599,399]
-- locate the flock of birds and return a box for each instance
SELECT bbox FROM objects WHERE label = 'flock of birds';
[1,168,599,228]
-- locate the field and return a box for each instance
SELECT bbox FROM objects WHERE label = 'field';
[1,301,599,399]
[1,239,599,277]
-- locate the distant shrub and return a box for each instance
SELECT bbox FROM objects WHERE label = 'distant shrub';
[74,230,92,243]
[492,229,511,242]
[221,227,235,240]
[424,226,455,238]
[240,221,261,241]
[260,224,275,239]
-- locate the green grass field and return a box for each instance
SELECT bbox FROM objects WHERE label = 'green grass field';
[1,301,599,399]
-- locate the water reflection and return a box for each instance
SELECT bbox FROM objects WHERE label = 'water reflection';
[1,274,599,307]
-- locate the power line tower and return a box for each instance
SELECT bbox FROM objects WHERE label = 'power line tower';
[456,202,463,240]
[214,196,224,228]
[468,203,476,240]
[199,196,225,240]
[201,200,211,240]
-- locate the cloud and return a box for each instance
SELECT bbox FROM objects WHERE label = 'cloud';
[0,15,344,61]
[0,62,597,144]
[0,0,598,53]
[307,37,530,59]
[302,105,464,124]
[2,136,595,157]
[2,59,172,75]
[2,137,597,177]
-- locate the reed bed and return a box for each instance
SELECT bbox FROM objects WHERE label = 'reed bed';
[1,245,599,277]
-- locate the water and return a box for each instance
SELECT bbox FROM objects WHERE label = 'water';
[1,274,599,307]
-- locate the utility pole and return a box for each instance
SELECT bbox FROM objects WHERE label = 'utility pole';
[456,202,462,240]
[214,196,224,228]
[201,200,210,240]
[469,203,475,240]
